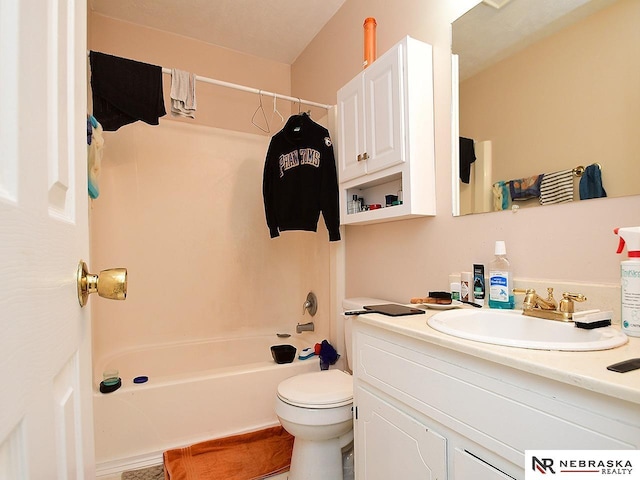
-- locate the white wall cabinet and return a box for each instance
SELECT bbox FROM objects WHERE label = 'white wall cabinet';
[337,36,436,225]
[352,323,640,479]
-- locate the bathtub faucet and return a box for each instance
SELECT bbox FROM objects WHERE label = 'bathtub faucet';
[296,321,315,334]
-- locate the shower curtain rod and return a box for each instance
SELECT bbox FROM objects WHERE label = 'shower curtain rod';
[88,51,333,110]
[161,68,332,110]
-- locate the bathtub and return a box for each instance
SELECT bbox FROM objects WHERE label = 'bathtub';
[93,334,324,477]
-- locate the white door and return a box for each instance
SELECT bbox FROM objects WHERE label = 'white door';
[337,74,367,183]
[363,43,404,175]
[0,0,95,478]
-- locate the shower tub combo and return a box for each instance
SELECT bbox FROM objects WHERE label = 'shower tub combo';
[93,333,323,477]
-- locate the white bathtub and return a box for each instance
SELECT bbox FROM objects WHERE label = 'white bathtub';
[93,334,324,477]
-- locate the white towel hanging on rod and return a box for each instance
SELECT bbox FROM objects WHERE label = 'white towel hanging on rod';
[87,51,332,110]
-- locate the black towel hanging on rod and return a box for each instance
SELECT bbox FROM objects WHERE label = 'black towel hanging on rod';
[89,51,166,131]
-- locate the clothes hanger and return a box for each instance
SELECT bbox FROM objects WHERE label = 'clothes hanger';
[288,98,306,133]
[289,98,310,118]
[270,94,284,127]
[251,90,270,133]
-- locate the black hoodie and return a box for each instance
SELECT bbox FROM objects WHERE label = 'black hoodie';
[262,113,341,241]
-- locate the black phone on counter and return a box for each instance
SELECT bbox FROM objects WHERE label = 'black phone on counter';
[607,358,640,373]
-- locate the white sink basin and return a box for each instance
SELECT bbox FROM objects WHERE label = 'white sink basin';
[427,309,628,351]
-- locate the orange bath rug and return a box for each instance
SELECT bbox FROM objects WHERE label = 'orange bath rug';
[163,426,294,480]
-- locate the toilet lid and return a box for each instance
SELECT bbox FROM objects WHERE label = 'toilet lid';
[277,370,353,408]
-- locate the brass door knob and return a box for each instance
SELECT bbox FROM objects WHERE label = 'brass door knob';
[77,260,127,307]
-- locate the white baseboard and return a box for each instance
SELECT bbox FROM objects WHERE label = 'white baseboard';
[96,451,164,479]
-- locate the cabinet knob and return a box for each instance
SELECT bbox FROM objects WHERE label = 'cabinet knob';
[358,152,369,162]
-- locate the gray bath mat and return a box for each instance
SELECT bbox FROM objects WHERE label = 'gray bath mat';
[121,464,164,480]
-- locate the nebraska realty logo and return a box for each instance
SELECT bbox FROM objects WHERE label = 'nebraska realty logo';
[526,451,640,479]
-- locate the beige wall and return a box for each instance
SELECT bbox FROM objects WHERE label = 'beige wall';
[90,0,640,362]
[292,0,640,303]
[89,15,332,360]
[89,14,297,133]
[459,0,639,209]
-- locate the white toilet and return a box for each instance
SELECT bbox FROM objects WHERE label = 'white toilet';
[275,297,387,480]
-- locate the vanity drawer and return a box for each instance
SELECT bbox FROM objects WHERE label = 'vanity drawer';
[354,330,635,459]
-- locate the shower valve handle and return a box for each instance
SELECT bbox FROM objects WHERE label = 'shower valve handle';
[302,291,318,316]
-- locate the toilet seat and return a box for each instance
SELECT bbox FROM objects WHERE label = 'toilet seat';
[277,370,353,409]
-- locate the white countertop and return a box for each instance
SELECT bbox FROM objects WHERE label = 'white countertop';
[354,306,640,405]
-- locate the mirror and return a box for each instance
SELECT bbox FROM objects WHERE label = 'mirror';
[452,0,639,216]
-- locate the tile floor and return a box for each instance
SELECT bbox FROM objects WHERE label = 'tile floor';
[102,468,289,480]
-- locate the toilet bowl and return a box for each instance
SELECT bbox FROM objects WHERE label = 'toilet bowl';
[275,297,388,480]
[276,370,354,479]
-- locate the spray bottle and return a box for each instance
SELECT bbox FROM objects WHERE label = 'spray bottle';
[614,227,640,337]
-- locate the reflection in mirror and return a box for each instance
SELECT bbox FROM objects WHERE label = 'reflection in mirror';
[452,0,640,216]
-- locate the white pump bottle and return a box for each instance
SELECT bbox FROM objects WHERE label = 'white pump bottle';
[614,226,640,337]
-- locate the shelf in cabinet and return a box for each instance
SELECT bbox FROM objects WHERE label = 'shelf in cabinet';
[343,205,411,225]
[341,171,402,190]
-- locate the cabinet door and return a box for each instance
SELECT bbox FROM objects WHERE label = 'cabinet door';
[363,42,404,174]
[454,449,518,480]
[355,386,446,480]
[337,74,367,182]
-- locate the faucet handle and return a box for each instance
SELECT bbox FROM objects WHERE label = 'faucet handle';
[559,292,587,313]
[513,288,534,295]
[513,288,536,309]
[302,291,318,316]
[514,288,559,310]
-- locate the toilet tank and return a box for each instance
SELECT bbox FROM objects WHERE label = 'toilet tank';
[342,297,390,372]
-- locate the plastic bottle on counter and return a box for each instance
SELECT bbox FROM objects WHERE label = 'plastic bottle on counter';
[489,241,514,309]
[460,272,472,302]
[614,227,640,337]
[473,264,485,306]
[450,282,461,301]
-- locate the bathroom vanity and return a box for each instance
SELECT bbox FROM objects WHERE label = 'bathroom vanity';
[352,310,640,479]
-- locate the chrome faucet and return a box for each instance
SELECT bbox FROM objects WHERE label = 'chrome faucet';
[513,287,587,322]
[296,321,315,333]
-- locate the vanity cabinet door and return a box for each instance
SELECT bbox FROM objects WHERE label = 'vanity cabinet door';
[454,449,519,480]
[355,386,447,480]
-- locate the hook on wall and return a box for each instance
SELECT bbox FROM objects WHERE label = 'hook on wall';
[251,90,270,133]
